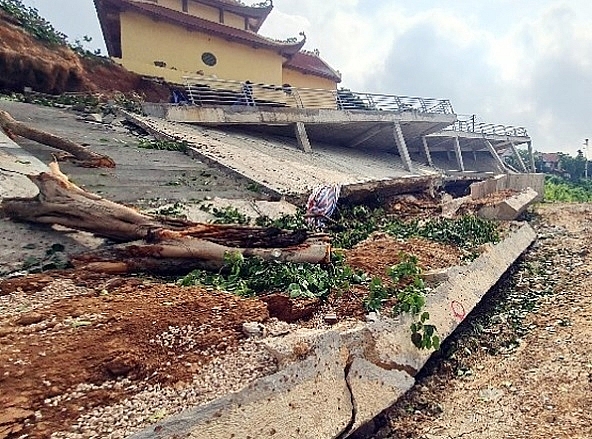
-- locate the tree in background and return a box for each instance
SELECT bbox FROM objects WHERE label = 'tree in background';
[559,150,587,182]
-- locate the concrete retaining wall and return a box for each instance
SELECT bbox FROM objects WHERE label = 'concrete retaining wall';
[130,223,536,439]
[470,174,545,202]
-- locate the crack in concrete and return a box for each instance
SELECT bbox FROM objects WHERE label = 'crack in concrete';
[336,361,357,439]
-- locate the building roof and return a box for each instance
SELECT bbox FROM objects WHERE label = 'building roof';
[284,51,342,83]
[542,152,560,163]
[94,0,303,58]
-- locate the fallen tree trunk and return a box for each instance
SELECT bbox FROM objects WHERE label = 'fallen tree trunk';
[0,109,116,168]
[1,163,330,274]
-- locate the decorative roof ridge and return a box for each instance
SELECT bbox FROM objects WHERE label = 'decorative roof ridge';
[284,49,342,82]
[96,0,305,56]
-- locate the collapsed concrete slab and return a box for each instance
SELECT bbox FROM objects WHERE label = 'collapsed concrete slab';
[470,173,544,202]
[0,131,48,200]
[130,223,536,439]
[478,187,539,221]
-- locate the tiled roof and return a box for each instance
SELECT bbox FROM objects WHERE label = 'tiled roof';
[541,152,560,163]
[94,0,303,58]
[284,51,341,83]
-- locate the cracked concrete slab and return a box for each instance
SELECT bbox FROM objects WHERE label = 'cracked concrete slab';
[129,332,352,439]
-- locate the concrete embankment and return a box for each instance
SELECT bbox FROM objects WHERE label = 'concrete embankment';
[130,223,536,439]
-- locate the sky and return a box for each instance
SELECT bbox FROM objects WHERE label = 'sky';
[21,0,592,155]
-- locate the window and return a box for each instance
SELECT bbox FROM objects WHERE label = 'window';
[182,0,188,12]
[201,52,217,67]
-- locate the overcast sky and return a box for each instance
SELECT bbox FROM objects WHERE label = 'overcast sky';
[22,0,592,155]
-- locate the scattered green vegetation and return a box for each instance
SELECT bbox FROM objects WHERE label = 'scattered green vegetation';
[6,91,101,109]
[255,205,499,251]
[0,0,67,45]
[199,204,251,225]
[155,202,186,218]
[137,138,188,153]
[254,210,308,230]
[21,243,70,273]
[179,251,368,300]
[363,253,439,350]
[544,175,592,202]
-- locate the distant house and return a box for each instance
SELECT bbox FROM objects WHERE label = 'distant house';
[541,152,561,172]
[93,0,341,89]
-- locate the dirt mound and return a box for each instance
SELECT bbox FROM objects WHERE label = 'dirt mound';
[0,11,169,101]
[0,273,268,438]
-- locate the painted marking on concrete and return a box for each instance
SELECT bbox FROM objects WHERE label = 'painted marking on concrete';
[451,300,466,321]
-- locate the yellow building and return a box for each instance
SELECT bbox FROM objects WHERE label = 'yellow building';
[93,0,341,89]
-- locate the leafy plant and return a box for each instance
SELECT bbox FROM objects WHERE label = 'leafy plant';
[363,253,439,350]
[179,251,367,300]
[411,311,440,350]
[544,175,592,202]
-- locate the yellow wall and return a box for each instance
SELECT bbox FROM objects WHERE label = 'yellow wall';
[118,11,283,84]
[186,2,220,23]
[221,10,246,30]
[282,68,338,90]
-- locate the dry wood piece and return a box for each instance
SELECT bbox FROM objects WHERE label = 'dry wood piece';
[0,109,115,168]
[1,163,330,274]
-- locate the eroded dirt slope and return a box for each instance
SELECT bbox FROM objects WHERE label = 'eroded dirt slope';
[374,203,592,439]
[0,10,169,100]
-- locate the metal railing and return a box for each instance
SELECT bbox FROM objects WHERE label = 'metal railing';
[183,76,455,115]
[448,114,529,137]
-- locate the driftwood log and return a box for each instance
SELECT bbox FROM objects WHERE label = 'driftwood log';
[1,163,330,274]
[0,109,116,168]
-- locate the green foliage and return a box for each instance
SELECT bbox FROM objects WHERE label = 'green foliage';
[329,206,499,250]
[411,312,441,350]
[255,211,307,230]
[199,205,251,225]
[155,202,186,218]
[8,92,101,110]
[179,251,367,300]
[137,138,188,153]
[363,253,439,350]
[21,243,70,273]
[544,175,592,202]
[0,0,67,45]
[329,205,388,249]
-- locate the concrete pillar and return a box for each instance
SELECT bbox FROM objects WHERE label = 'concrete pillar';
[421,136,434,168]
[484,139,508,173]
[453,136,465,172]
[294,122,312,153]
[510,141,528,173]
[527,141,536,172]
[393,121,413,172]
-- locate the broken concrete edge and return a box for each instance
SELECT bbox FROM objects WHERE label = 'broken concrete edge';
[470,173,545,202]
[121,110,288,201]
[129,222,536,439]
[0,131,49,200]
[478,187,539,221]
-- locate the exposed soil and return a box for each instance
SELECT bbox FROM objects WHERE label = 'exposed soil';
[369,203,592,439]
[0,222,469,439]
[0,11,170,101]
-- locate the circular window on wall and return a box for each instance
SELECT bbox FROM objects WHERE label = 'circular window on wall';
[201,52,217,67]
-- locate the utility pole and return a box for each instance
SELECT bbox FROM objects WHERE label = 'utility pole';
[586,138,589,180]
